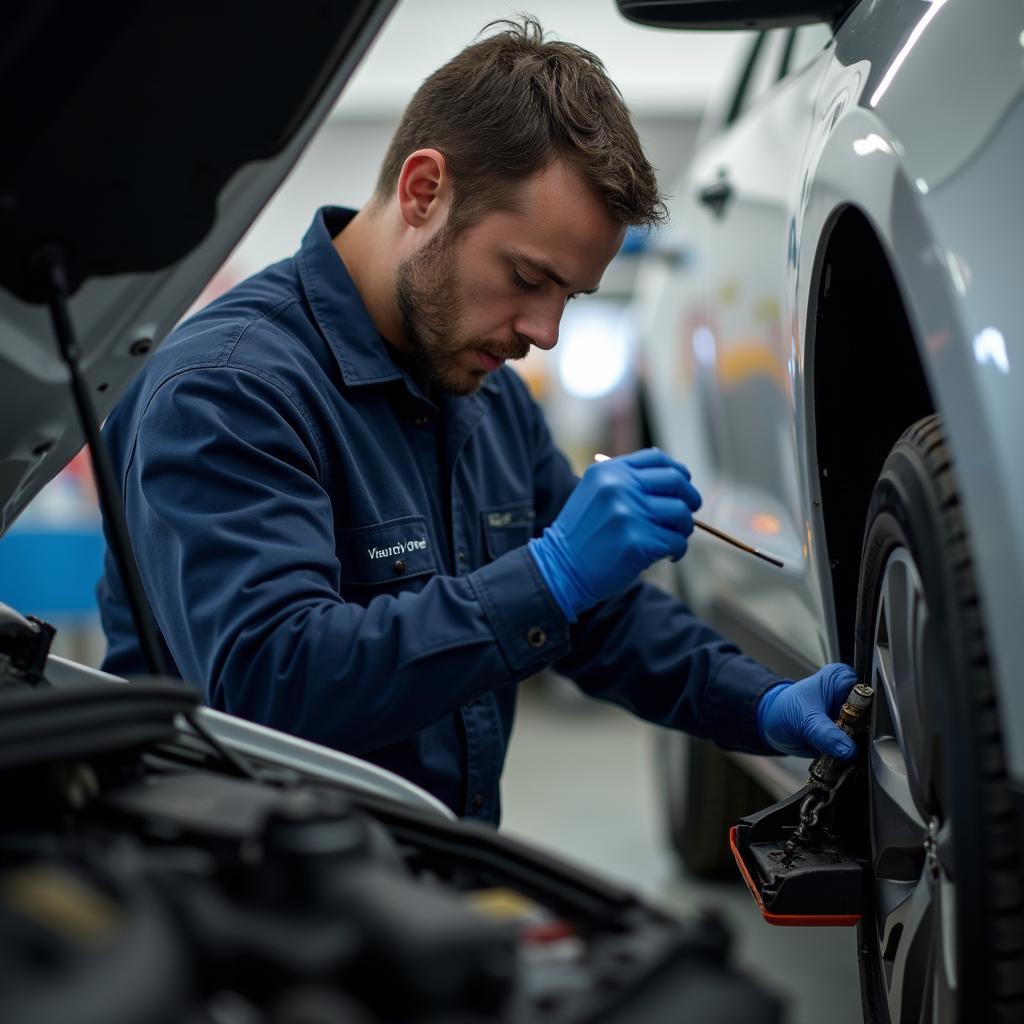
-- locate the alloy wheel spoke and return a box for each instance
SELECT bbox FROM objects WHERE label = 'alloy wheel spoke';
[870,737,926,881]
[934,870,958,1019]
[919,905,938,1024]
[935,819,955,881]
[933,817,958,1008]
[873,552,933,825]
[874,640,898,734]
[900,586,934,803]
[913,617,949,822]
[870,546,952,1024]
[882,871,934,1023]
[883,558,912,704]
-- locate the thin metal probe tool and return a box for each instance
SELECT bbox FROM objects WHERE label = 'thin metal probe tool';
[593,453,785,568]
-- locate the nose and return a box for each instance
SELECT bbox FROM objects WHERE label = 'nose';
[513,308,560,352]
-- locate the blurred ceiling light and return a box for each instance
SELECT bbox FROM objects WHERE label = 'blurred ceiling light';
[692,325,717,367]
[557,304,633,400]
[751,513,782,536]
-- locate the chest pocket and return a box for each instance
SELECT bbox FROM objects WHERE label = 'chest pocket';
[336,514,437,594]
[480,501,536,561]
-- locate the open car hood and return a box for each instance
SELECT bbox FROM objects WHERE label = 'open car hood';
[0,0,395,535]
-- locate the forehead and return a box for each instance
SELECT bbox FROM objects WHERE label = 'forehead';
[463,161,625,286]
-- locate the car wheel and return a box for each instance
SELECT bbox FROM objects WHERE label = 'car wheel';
[657,730,772,878]
[854,414,1024,1023]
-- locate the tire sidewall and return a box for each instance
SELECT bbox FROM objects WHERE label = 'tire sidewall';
[853,438,987,1022]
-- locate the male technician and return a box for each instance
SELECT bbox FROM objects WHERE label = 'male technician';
[98,19,857,821]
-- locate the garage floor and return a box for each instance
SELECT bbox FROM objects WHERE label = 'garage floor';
[501,677,862,1024]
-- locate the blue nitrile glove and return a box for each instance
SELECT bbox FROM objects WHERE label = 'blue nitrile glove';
[528,448,701,621]
[757,663,859,759]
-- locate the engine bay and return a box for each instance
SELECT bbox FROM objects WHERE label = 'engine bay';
[0,611,779,1023]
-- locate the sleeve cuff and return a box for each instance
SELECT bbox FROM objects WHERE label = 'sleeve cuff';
[703,654,788,754]
[755,681,791,749]
[467,545,571,677]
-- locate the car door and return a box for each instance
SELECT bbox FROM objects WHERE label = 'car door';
[672,25,835,668]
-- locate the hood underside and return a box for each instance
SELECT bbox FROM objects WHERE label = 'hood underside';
[0,0,395,535]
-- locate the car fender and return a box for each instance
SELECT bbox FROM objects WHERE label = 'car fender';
[797,55,1024,782]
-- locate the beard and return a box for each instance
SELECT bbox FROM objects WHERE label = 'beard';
[394,226,530,396]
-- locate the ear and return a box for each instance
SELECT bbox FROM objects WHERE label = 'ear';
[396,149,450,229]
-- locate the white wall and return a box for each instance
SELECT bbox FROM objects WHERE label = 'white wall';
[341,0,747,118]
[221,0,737,278]
[226,113,701,280]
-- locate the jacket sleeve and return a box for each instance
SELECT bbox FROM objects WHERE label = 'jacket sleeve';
[523,382,782,755]
[121,365,572,754]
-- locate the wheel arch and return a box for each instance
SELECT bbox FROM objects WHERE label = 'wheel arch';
[804,204,935,665]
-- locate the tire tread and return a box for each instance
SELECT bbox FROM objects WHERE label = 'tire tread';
[858,414,1024,1019]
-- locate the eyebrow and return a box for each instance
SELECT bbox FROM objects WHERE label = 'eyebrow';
[510,250,599,295]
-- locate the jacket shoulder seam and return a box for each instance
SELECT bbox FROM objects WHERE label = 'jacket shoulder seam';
[221,295,301,363]
[123,361,328,502]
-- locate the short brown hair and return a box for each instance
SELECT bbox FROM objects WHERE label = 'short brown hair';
[373,16,667,231]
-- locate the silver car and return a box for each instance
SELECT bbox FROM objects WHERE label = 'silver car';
[619,1,1024,1021]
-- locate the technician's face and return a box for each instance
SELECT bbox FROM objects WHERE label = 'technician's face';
[395,160,624,396]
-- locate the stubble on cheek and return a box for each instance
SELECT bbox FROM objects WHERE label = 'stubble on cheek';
[394,231,497,396]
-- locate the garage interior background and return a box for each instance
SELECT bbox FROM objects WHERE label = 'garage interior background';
[0,3,860,1020]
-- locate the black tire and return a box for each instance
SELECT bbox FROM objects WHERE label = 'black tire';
[853,414,1024,1023]
[657,730,773,878]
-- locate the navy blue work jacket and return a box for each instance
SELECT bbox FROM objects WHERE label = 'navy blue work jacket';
[98,207,781,823]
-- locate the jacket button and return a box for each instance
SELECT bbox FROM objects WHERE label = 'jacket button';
[526,627,547,648]
[393,559,406,575]
[415,415,429,427]
[473,793,484,809]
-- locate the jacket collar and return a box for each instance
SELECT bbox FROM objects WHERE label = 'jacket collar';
[296,206,498,397]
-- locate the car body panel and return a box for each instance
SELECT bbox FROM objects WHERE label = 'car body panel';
[683,32,834,667]
[805,0,1024,779]
[636,0,1024,780]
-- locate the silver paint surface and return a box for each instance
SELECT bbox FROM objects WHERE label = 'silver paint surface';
[636,0,1024,778]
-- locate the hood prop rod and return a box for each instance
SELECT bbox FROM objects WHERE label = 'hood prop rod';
[35,248,167,678]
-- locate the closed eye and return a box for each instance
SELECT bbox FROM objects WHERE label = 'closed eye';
[513,270,541,292]
[514,269,582,302]
[508,248,600,299]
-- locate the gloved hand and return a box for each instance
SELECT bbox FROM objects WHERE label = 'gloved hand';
[528,448,701,621]
[757,663,859,759]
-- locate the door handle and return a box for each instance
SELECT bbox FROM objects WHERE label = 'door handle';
[698,176,735,218]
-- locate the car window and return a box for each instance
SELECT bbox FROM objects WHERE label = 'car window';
[781,23,832,78]
[727,29,789,124]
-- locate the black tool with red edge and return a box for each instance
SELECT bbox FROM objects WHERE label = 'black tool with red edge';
[729,784,867,926]
[730,683,874,926]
